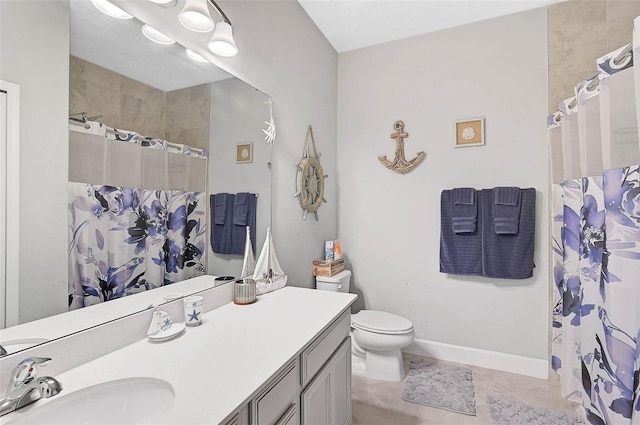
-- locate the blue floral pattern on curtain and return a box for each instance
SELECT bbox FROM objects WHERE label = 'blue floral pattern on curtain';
[551,165,640,425]
[68,182,206,309]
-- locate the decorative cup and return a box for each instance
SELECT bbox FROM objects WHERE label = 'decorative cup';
[183,295,204,326]
[163,292,183,302]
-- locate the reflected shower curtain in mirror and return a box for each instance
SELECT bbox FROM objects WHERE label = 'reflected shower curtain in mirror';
[549,39,640,425]
[67,123,207,309]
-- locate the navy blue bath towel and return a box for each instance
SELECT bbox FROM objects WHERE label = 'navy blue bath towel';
[231,193,257,256]
[451,188,477,233]
[482,188,536,279]
[210,193,234,254]
[440,189,483,276]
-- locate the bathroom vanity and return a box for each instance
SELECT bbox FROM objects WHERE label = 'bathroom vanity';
[0,286,356,425]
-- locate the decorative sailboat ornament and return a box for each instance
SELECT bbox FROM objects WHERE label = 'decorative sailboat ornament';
[240,226,255,278]
[378,120,425,174]
[262,98,276,144]
[252,227,287,295]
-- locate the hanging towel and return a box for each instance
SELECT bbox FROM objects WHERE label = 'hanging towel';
[233,193,250,225]
[493,187,521,235]
[231,193,257,256]
[481,188,536,279]
[213,193,230,225]
[440,189,483,276]
[210,193,235,254]
[451,188,477,233]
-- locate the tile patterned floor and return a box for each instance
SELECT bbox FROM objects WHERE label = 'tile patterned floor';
[352,354,582,425]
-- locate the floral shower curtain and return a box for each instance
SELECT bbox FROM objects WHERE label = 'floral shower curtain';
[67,122,207,309]
[549,33,640,425]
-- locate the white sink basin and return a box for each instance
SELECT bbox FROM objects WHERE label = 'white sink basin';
[7,377,174,425]
[1,338,49,355]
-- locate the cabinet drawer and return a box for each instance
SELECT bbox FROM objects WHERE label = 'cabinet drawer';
[275,404,299,425]
[255,360,299,425]
[301,310,350,386]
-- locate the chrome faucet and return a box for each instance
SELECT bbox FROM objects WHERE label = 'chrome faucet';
[0,357,62,417]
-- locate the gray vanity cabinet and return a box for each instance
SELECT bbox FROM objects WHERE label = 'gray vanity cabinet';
[222,310,352,425]
[301,338,352,425]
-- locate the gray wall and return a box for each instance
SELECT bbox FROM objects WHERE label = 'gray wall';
[337,9,550,360]
[0,1,70,323]
[206,1,339,288]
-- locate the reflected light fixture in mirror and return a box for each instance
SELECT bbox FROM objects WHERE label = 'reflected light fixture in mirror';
[90,0,133,19]
[178,0,215,32]
[185,48,209,63]
[141,24,176,45]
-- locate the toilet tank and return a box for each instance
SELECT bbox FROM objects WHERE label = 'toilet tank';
[316,270,351,293]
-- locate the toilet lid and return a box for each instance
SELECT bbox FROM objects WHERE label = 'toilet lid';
[351,310,413,334]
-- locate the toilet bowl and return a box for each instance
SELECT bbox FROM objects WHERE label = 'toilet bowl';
[350,310,415,381]
[315,270,415,381]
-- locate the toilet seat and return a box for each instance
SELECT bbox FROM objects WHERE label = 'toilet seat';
[352,310,413,335]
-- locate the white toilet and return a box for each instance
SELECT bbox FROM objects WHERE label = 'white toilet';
[316,270,415,381]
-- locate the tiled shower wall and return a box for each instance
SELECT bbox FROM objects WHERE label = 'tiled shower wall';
[69,56,210,149]
[548,0,640,112]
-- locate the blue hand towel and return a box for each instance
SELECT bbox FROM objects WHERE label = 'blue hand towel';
[481,188,536,279]
[231,193,257,256]
[440,189,483,276]
[213,193,230,225]
[233,193,250,226]
[493,187,521,234]
[210,193,234,254]
[451,188,477,233]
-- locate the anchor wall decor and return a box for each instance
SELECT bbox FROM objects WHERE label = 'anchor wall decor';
[378,120,425,174]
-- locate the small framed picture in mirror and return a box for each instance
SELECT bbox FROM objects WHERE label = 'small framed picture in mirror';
[455,118,484,147]
[236,143,253,163]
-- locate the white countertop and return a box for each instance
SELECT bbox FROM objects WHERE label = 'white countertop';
[2,287,356,424]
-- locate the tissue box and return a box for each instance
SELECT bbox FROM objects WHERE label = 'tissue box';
[313,258,345,277]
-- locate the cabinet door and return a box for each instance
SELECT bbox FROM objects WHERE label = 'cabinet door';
[301,338,352,425]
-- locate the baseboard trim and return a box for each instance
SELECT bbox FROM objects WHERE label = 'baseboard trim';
[404,338,549,379]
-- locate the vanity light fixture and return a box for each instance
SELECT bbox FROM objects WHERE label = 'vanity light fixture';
[208,20,238,57]
[179,0,215,33]
[185,48,209,63]
[141,24,176,45]
[90,0,133,19]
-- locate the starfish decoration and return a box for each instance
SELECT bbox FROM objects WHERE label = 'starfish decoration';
[262,98,276,144]
[162,318,172,330]
[188,309,201,323]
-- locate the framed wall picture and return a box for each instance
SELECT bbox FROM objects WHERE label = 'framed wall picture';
[455,118,484,147]
[236,143,253,163]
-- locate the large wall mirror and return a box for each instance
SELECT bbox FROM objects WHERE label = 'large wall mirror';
[0,0,271,356]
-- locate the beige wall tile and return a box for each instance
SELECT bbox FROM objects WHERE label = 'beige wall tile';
[188,127,209,150]
[69,78,88,115]
[119,94,146,134]
[83,80,120,128]
[167,87,189,106]
[189,83,210,102]
[69,56,211,149]
[606,0,640,50]
[547,0,640,112]
[121,75,153,101]
[189,97,210,129]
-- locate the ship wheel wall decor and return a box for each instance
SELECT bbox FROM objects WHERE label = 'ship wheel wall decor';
[378,120,425,174]
[294,125,327,221]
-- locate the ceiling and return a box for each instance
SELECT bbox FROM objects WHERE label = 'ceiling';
[298,0,562,53]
